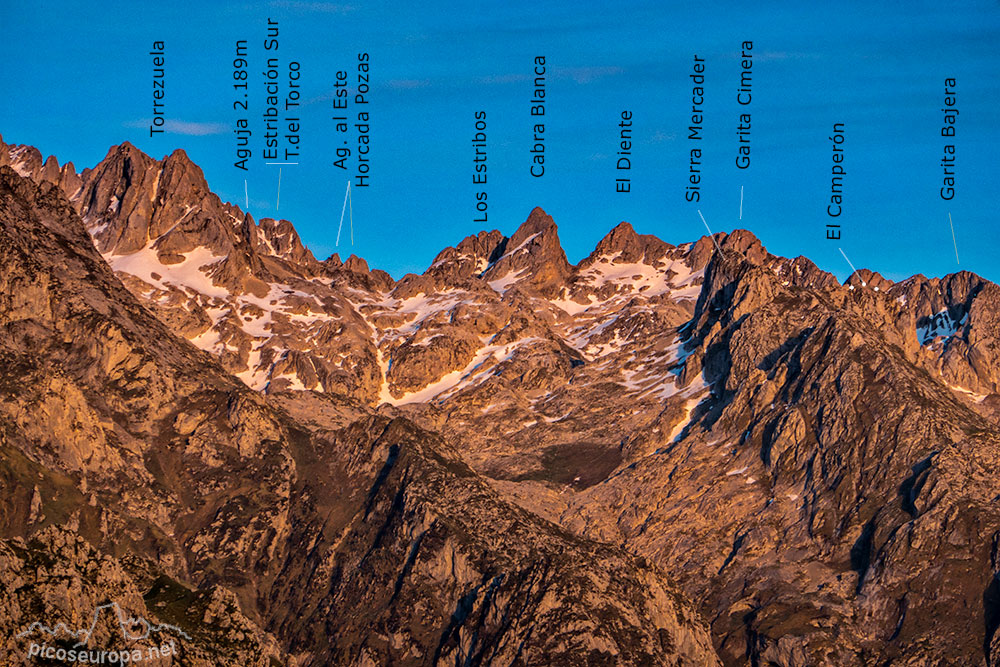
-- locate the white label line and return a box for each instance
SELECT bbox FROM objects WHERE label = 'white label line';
[336,181,352,246]
[276,168,282,211]
[244,179,248,209]
[839,247,865,286]
[949,212,960,264]
[739,185,744,220]
[697,210,723,254]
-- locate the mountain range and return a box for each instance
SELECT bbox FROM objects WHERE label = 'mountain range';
[1,134,998,666]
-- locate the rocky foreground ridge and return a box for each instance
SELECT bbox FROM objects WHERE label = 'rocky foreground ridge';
[1,135,1000,666]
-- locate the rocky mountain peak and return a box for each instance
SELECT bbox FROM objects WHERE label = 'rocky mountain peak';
[886,270,1000,396]
[481,207,572,297]
[76,142,162,254]
[592,219,638,251]
[256,217,314,264]
[424,229,507,284]
[0,136,81,195]
[718,228,768,263]
[343,253,369,273]
[509,206,557,245]
[456,228,507,260]
[584,220,673,267]
[5,142,44,176]
[95,141,154,183]
[72,142,275,296]
[845,268,893,291]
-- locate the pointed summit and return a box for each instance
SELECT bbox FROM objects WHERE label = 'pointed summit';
[166,147,192,161]
[584,221,672,267]
[508,206,558,246]
[481,207,572,298]
[39,155,61,185]
[99,141,151,170]
[595,220,638,248]
[77,142,235,259]
[77,143,160,254]
[256,218,314,264]
[680,228,764,277]
[59,160,82,196]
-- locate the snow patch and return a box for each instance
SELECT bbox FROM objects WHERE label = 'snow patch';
[488,267,528,294]
[383,337,540,406]
[105,245,230,299]
[551,294,598,315]
[917,309,966,346]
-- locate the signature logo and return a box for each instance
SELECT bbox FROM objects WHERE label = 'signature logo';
[17,601,191,647]
[16,602,189,663]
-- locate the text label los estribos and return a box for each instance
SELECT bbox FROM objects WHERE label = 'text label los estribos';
[473,111,487,223]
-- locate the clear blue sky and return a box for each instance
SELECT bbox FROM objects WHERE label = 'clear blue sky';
[2,1,998,282]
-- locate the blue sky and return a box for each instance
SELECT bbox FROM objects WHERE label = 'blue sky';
[2,1,998,282]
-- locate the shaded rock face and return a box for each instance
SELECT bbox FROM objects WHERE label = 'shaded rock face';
[583,220,672,267]
[585,248,1000,666]
[1,526,286,666]
[479,206,573,298]
[4,135,1000,666]
[888,271,1000,398]
[0,165,720,665]
[267,416,722,666]
[0,136,83,196]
